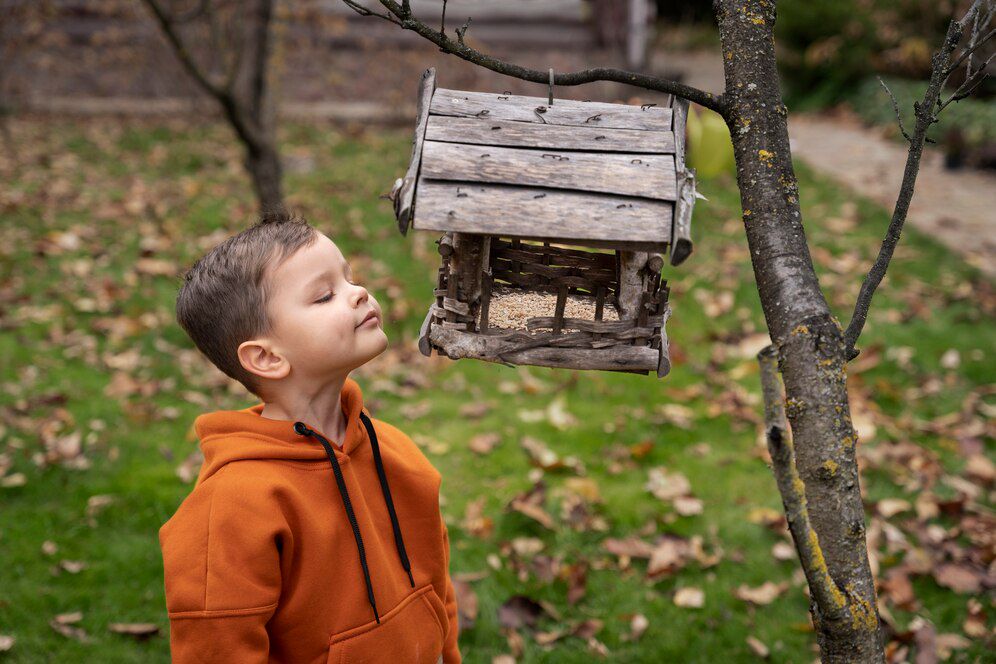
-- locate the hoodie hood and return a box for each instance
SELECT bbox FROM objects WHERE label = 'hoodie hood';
[193,377,367,485]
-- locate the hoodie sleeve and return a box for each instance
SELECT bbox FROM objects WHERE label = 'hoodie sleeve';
[159,469,286,664]
[440,519,461,664]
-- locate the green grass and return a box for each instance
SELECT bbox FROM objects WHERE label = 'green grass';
[0,118,992,663]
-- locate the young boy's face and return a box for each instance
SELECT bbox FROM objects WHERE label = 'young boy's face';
[261,232,387,383]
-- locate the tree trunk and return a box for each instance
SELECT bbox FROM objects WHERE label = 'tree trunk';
[246,139,284,212]
[715,1,885,661]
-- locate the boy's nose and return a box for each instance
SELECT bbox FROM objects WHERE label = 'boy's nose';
[351,284,369,307]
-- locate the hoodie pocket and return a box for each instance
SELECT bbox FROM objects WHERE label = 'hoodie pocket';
[327,584,445,664]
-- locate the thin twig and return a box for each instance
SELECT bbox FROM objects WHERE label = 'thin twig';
[455,17,471,46]
[439,0,447,37]
[843,2,993,359]
[945,25,996,77]
[878,77,911,143]
[939,51,994,111]
[339,0,726,115]
[341,0,402,25]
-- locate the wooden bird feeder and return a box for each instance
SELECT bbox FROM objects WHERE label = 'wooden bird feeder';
[391,67,696,377]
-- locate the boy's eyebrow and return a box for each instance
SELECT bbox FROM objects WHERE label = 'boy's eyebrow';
[303,262,351,293]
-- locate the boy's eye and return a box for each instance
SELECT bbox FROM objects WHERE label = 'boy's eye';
[315,292,333,303]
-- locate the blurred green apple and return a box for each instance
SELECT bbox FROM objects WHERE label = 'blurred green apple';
[686,105,735,177]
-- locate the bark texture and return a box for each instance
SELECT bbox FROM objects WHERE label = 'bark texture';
[715,1,884,660]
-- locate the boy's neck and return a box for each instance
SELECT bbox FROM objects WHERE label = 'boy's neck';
[259,376,350,447]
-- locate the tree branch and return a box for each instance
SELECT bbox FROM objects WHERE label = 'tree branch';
[141,0,267,150]
[140,0,226,100]
[843,0,993,359]
[758,346,849,622]
[339,0,726,115]
[249,0,275,115]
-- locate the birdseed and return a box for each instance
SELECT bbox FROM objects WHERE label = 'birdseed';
[482,285,619,331]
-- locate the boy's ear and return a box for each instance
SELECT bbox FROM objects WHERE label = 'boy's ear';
[237,339,290,382]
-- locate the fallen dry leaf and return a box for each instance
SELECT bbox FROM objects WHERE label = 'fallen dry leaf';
[519,436,582,473]
[648,535,692,578]
[175,450,203,483]
[1,473,26,488]
[462,497,494,539]
[645,467,691,501]
[565,561,587,605]
[533,628,566,646]
[880,569,916,610]
[573,618,603,640]
[453,578,479,630]
[673,587,704,608]
[545,396,578,430]
[498,595,545,630]
[934,633,971,659]
[626,614,649,642]
[53,611,82,625]
[932,563,984,594]
[562,477,602,504]
[469,433,501,455]
[49,612,88,642]
[964,454,994,485]
[507,482,556,530]
[86,494,115,526]
[876,498,911,518]
[108,623,160,640]
[58,560,88,574]
[459,401,492,419]
[602,536,655,560]
[734,581,788,605]
[510,537,544,557]
[747,507,786,531]
[673,495,704,516]
[771,541,796,562]
[963,598,987,638]
[746,635,770,659]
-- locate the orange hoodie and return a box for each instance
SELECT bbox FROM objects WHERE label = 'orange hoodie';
[159,378,460,664]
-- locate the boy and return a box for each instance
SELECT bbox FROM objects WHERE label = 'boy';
[159,212,460,663]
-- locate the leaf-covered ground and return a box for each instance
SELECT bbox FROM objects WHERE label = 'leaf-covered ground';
[0,118,992,663]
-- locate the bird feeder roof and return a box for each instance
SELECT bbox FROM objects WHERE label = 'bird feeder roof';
[394,68,695,262]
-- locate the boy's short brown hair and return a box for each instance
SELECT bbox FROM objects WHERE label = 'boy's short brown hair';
[176,211,318,396]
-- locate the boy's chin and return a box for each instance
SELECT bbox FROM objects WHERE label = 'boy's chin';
[351,332,389,368]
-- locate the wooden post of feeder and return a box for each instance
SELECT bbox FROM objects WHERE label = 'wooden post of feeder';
[450,233,488,331]
[617,250,650,320]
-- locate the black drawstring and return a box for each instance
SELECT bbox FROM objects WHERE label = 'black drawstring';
[292,412,414,626]
[360,411,416,589]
